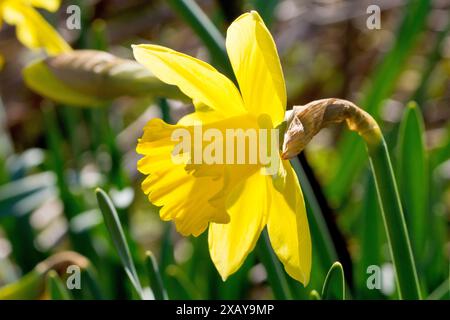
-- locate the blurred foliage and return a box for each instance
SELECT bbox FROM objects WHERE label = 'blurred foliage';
[0,0,448,300]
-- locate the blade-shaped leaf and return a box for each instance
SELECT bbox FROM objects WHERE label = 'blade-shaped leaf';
[46,270,72,300]
[95,188,143,298]
[397,102,428,260]
[0,172,56,217]
[145,251,167,300]
[427,279,450,300]
[167,0,233,76]
[309,290,321,300]
[0,270,44,300]
[165,264,202,299]
[0,252,91,300]
[356,173,385,299]
[322,262,345,300]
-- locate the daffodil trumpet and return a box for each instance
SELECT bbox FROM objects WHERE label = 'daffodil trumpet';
[282,98,421,300]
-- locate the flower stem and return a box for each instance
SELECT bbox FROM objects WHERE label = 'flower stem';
[167,0,234,77]
[283,98,421,299]
[368,137,422,299]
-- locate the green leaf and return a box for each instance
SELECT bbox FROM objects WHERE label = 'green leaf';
[321,262,345,300]
[425,129,449,288]
[355,174,385,299]
[0,172,56,217]
[95,188,143,298]
[167,0,233,77]
[290,158,339,287]
[23,50,186,107]
[368,138,421,299]
[427,279,450,300]
[217,253,254,299]
[309,290,321,300]
[46,270,72,300]
[0,252,91,300]
[145,251,167,300]
[81,267,105,300]
[397,102,428,260]
[0,270,44,300]
[165,265,202,299]
[327,0,431,204]
[159,224,175,278]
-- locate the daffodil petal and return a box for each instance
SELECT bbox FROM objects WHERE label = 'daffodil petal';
[226,11,286,126]
[178,106,225,126]
[137,118,229,236]
[267,160,311,285]
[132,44,245,116]
[208,172,269,280]
[29,0,61,12]
[2,1,71,55]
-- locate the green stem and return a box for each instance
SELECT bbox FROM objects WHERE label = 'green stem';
[285,99,422,299]
[167,0,234,78]
[290,158,338,278]
[368,138,422,299]
[426,279,449,300]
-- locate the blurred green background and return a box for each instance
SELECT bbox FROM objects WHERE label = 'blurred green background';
[0,0,448,300]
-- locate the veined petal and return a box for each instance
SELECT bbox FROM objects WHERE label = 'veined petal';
[137,118,228,236]
[208,172,269,280]
[226,11,286,126]
[132,44,245,116]
[2,1,71,55]
[267,160,311,285]
[178,105,225,126]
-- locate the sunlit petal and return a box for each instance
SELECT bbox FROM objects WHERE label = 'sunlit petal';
[2,1,71,55]
[137,118,229,236]
[208,172,269,280]
[133,44,246,116]
[29,0,61,12]
[226,11,286,125]
[267,160,311,285]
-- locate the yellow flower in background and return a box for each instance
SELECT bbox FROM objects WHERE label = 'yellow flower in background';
[0,0,71,64]
[133,11,311,285]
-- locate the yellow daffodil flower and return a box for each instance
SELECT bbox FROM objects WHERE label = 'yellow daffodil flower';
[133,11,311,285]
[0,0,71,64]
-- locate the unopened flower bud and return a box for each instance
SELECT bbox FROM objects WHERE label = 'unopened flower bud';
[281,98,382,159]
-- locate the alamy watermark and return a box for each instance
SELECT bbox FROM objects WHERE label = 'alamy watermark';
[66,264,81,290]
[366,264,396,295]
[366,5,381,30]
[66,5,81,30]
